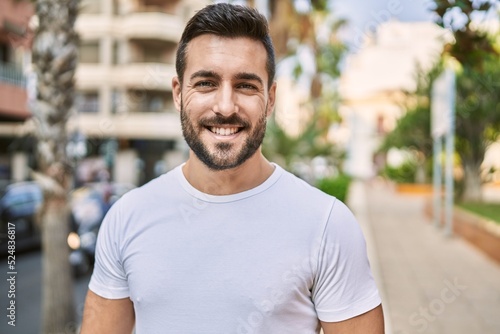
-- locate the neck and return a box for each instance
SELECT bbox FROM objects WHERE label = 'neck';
[182,151,275,195]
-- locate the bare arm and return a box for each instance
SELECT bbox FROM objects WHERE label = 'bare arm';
[321,304,384,334]
[80,290,135,334]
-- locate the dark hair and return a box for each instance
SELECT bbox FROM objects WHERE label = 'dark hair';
[175,3,276,88]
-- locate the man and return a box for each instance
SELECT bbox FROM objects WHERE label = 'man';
[81,3,384,333]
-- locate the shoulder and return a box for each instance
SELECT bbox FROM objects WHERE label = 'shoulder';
[117,167,180,206]
[274,165,337,205]
[273,166,361,230]
[104,166,184,224]
[263,166,341,229]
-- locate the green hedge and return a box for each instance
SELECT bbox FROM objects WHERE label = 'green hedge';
[316,174,352,202]
[382,160,417,184]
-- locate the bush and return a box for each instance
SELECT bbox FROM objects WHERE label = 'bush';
[316,174,352,202]
[382,160,417,184]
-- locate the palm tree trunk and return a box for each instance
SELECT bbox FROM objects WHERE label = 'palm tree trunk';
[41,194,75,333]
[31,0,80,332]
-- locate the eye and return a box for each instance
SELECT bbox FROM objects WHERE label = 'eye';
[194,81,216,88]
[237,83,258,90]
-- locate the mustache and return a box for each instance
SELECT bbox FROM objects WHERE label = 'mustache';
[198,114,250,128]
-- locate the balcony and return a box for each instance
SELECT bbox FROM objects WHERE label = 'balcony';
[113,63,175,91]
[0,63,26,87]
[76,62,175,93]
[0,82,30,120]
[75,15,114,39]
[0,63,30,120]
[68,112,182,140]
[75,64,111,89]
[120,12,183,42]
[76,1,186,41]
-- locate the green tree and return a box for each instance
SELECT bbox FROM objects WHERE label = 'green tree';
[433,0,500,201]
[381,66,440,156]
[380,105,432,183]
[454,53,500,201]
[379,64,443,183]
[264,1,346,171]
[31,0,80,332]
[263,111,342,169]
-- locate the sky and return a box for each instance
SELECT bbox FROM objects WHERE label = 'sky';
[333,0,434,26]
[331,0,435,49]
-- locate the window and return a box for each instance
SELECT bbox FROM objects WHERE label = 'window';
[140,91,164,112]
[80,0,101,14]
[127,90,172,113]
[113,0,120,15]
[79,40,99,63]
[143,48,164,63]
[112,41,120,65]
[0,42,10,63]
[140,0,176,13]
[131,39,177,63]
[75,91,99,113]
[111,90,125,114]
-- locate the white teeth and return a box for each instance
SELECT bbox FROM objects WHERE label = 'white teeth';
[210,127,238,136]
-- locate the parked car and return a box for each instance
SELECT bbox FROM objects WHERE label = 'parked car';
[0,180,135,259]
[68,182,135,276]
[0,181,43,254]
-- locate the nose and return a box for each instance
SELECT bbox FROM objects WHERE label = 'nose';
[214,84,238,115]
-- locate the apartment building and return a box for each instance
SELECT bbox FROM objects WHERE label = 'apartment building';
[72,0,208,185]
[0,0,34,181]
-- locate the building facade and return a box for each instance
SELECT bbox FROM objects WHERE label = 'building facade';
[0,0,34,181]
[69,0,210,185]
[0,0,210,185]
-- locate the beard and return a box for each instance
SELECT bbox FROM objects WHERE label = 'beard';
[180,102,267,171]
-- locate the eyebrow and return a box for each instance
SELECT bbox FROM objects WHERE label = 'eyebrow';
[190,70,221,81]
[190,70,264,87]
[234,72,264,87]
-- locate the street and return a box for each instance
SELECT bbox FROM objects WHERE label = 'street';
[0,250,91,334]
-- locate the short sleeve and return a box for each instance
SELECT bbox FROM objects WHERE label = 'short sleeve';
[312,199,381,322]
[88,201,130,299]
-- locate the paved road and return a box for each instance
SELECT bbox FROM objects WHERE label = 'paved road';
[349,180,500,334]
[0,250,91,334]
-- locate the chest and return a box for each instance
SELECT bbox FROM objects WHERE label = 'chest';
[121,215,318,323]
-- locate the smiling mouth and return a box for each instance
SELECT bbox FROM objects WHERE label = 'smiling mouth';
[208,127,243,136]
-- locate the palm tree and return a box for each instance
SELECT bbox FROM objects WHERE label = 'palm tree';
[31,0,80,332]
[433,0,500,202]
[263,0,346,171]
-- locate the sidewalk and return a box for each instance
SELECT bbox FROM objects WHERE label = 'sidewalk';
[348,180,500,334]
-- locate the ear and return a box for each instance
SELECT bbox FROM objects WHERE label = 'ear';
[172,76,182,112]
[266,81,277,118]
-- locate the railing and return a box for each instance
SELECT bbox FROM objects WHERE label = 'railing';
[0,63,27,87]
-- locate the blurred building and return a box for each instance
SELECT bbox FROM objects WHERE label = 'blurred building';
[0,0,34,181]
[338,21,451,179]
[69,0,209,185]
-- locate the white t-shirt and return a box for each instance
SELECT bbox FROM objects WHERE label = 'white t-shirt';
[89,164,380,333]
